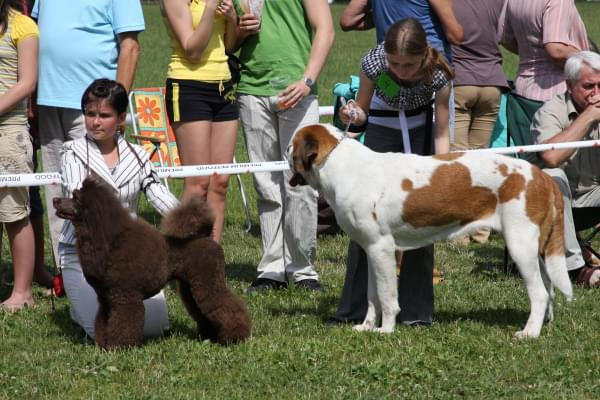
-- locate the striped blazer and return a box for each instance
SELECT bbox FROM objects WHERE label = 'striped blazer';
[58,135,180,246]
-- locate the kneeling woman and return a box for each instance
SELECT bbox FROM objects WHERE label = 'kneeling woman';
[58,79,179,339]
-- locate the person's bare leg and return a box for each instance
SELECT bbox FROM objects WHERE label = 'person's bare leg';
[1,217,35,311]
[206,119,237,242]
[173,119,237,242]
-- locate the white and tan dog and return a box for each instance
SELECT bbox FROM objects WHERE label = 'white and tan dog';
[288,123,572,338]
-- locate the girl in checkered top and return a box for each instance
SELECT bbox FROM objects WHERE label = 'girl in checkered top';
[336,18,454,326]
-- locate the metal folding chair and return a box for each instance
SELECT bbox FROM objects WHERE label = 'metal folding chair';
[127,87,252,232]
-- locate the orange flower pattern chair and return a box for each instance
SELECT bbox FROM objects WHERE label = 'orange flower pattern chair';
[128,87,180,170]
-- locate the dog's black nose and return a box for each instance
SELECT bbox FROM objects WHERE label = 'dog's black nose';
[289,173,307,187]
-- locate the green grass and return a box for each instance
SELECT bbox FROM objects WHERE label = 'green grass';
[3,3,600,399]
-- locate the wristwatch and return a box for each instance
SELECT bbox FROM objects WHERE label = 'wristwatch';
[302,77,314,87]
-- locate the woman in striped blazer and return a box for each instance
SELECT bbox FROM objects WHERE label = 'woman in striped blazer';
[58,79,179,341]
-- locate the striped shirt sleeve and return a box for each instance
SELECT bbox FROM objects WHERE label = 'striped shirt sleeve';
[140,160,179,216]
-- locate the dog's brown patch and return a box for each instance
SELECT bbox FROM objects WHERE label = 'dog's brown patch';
[402,178,413,191]
[499,172,526,203]
[433,152,464,162]
[402,163,497,228]
[372,211,377,221]
[291,125,339,173]
[498,163,509,177]
[526,167,564,255]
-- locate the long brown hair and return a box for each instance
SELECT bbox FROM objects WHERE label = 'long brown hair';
[383,18,454,83]
[0,0,25,35]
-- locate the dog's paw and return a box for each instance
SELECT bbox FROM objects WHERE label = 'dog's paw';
[352,323,373,332]
[373,326,395,334]
[514,329,540,339]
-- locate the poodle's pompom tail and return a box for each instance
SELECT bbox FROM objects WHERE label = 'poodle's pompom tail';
[161,196,214,239]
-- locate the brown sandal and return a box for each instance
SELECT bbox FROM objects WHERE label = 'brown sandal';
[575,266,600,288]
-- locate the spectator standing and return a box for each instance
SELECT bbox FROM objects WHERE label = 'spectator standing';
[449,0,509,244]
[502,0,589,103]
[160,0,239,243]
[235,0,334,292]
[0,0,38,311]
[31,0,145,269]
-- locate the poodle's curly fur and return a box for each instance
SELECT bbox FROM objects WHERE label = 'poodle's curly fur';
[53,176,251,350]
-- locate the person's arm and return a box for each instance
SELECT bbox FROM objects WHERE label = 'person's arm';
[339,0,374,32]
[219,0,238,53]
[115,32,141,92]
[433,84,451,154]
[160,0,221,62]
[544,42,580,68]
[0,35,37,116]
[141,161,180,215]
[429,0,463,45]
[537,97,600,167]
[281,0,335,109]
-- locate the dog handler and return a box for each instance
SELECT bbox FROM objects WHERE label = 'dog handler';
[334,18,454,325]
[57,79,179,340]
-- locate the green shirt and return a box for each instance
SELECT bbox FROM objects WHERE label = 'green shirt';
[234,0,317,96]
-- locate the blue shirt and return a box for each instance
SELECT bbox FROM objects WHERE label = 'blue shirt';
[32,0,145,110]
[372,0,451,61]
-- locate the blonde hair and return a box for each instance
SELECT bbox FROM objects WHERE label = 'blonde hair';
[384,18,454,83]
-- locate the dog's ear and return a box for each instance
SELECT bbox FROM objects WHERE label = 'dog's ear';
[295,135,318,172]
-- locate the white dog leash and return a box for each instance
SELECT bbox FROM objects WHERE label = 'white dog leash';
[340,98,363,139]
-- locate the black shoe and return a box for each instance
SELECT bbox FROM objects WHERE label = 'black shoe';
[245,278,288,293]
[295,279,324,292]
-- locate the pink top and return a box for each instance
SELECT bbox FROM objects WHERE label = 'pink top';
[502,0,589,101]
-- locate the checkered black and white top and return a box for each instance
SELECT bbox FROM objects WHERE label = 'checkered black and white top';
[362,44,450,110]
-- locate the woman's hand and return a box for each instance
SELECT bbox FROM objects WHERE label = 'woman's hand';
[238,13,260,35]
[339,101,366,126]
[217,0,237,23]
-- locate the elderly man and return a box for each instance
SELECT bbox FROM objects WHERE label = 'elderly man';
[532,51,600,288]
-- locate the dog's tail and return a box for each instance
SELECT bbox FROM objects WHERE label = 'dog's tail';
[161,196,214,239]
[542,176,573,301]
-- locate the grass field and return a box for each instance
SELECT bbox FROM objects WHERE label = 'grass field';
[2,3,600,399]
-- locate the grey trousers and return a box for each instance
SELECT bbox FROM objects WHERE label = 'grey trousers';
[543,168,585,271]
[332,241,434,324]
[38,106,86,268]
[237,94,320,283]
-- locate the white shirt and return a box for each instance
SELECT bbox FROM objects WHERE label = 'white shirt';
[58,135,179,246]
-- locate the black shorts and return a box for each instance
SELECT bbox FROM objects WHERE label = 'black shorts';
[165,78,239,123]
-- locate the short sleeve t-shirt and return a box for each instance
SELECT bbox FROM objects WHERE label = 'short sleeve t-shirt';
[32,0,145,110]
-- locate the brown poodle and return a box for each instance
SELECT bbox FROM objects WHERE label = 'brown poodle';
[53,176,251,349]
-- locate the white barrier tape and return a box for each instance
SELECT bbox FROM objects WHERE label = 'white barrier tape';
[0,161,291,188]
[3,139,599,188]
[464,139,600,155]
[155,161,290,179]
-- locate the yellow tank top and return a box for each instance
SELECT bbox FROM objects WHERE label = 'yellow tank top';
[165,0,231,81]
